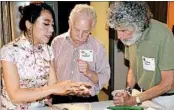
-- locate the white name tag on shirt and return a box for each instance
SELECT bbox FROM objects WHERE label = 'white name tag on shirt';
[142,56,155,71]
[79,50,93,62]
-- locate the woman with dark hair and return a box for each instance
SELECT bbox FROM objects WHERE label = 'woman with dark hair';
[0,3,91,109]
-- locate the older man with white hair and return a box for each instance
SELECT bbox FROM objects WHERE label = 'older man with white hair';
[51,4,110,104]
[108,1,174,110]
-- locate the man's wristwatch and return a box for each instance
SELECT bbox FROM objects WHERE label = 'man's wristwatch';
[125,87,132,96]
[135,96,141,105]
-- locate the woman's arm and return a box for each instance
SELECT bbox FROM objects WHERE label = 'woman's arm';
[48,61,57,86]
[2,60,54,104]
[2,60,71,104]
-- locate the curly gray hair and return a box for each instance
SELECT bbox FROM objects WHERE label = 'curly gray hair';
[107,1,153,31]
[69,4,97,28]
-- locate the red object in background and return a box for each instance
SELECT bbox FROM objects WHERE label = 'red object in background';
[30,1,44,5]
[172,25,174,35]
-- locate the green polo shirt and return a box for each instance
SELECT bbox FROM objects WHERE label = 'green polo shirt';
[125,19,174,93]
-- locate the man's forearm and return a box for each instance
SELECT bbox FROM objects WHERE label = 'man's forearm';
[138,70,174,102]
[138,83,171,102]
[127,68,136,88]
[86,70,99,84]
[126,80,136,88]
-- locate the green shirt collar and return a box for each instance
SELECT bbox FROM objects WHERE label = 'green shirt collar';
[136,19,152,44]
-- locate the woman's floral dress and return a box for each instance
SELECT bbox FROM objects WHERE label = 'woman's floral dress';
[0,34,54,110]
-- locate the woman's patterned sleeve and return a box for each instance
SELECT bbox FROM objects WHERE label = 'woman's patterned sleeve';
[0,45,15,63]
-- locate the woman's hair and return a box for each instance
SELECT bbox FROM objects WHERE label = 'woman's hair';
[19,3,56,34]
[69,4,97,28]
[107,1,153,31]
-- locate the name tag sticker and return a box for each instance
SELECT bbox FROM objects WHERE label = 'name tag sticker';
[79,50,93,62]
[142,56,155,71]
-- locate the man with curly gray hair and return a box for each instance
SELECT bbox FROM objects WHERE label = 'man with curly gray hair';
[108,1,174,109]
[51,4,110,104]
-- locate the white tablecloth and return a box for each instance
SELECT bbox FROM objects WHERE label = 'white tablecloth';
[30,100,165,110]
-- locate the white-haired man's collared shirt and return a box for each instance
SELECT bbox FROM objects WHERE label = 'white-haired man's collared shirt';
[51,32,110,96]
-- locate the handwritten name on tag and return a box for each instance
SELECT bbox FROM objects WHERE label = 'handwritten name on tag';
[79,50,93,62]
[142,56,155,71]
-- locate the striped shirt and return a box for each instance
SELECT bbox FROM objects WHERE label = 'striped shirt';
[51,31,110,96]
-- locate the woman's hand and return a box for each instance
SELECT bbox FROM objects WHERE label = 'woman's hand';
[71,82,92,97]
[50,81,92,96]
[51,80,74,95]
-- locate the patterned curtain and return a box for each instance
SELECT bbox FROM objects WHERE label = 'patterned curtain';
[0,2,12,106]
[0,1,12,49]
[0,2,1,105]
[0,2,2,49]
